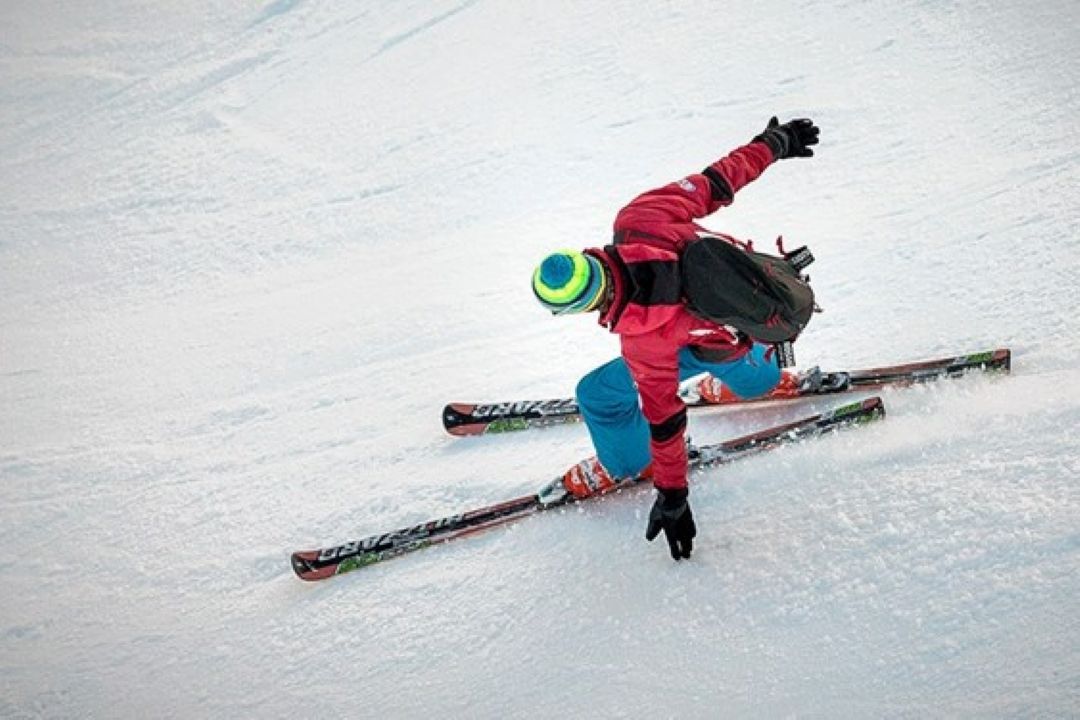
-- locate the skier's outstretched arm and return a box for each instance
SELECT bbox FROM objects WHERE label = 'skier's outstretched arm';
[613,117,819,237]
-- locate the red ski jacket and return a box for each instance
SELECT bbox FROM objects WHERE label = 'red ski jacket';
[586,140,777,491]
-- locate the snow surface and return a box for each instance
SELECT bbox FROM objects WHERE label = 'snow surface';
[2,0,1079,717]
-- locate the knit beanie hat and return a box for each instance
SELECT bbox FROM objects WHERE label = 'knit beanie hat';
[532,250,608,315]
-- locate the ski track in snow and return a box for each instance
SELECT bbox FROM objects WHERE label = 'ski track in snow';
[1,0,1079,717]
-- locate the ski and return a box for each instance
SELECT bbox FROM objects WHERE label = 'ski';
[442,347,1010,436]
[291,396,886,581]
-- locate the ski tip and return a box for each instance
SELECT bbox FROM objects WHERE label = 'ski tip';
[444,425,488,436]
[442,403,477,432]
[291,551,335,582]
[971,347,1011,373]
[443,404,496,436]
[996,348,1012,372]
[865,395,885,414]
[825,395,886,424]
[445,423,489,437]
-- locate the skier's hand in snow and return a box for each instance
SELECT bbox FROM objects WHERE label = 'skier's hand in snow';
[645,487,697,560]
[753,116,819,159]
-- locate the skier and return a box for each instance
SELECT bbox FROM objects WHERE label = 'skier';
[531,116,820,561]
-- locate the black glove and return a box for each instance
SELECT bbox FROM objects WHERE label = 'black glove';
[753,116,819,159]
[645,487,697,561]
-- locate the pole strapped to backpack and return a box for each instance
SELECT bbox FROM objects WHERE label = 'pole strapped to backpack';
[774,240,814,367]
[771,340,795,368]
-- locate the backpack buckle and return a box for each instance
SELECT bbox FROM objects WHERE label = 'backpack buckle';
[785,246,815,272]
[775,236,815,271]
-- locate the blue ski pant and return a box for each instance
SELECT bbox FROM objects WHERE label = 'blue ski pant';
[575,344,780,478]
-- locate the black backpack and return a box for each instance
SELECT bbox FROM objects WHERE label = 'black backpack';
[681,236,817,363]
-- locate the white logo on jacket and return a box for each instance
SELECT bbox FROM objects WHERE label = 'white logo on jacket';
[678,178,697,192]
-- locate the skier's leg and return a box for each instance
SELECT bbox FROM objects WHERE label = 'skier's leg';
[568,357,652,496]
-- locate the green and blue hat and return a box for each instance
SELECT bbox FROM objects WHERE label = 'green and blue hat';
[532,250,609,315]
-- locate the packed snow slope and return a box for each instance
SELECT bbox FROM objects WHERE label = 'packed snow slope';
[2,1,1078,717]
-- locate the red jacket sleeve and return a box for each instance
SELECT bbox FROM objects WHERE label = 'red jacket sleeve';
[613,141,775,244]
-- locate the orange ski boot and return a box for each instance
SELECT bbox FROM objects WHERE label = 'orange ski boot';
[696,370,803,404]
[561,457,652,499]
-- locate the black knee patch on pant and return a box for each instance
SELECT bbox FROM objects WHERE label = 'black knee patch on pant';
[649,408,687,443]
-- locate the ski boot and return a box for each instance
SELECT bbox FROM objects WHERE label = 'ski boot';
[557,456,652,500]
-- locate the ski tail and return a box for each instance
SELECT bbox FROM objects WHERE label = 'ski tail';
[293,396,886,581]
[443,348,1009,436]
